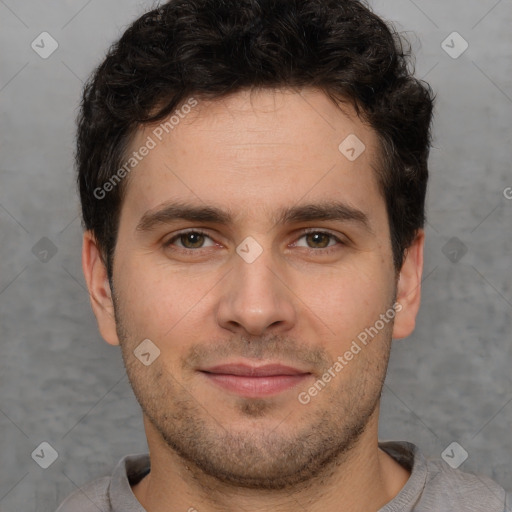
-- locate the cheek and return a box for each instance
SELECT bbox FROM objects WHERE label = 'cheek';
[294,262,394,339]
[115,242,395,345]
[117,259,219,340]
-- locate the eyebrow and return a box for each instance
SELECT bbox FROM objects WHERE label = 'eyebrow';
[135,200,373,234]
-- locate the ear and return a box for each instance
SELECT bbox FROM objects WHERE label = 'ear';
[82,230,120,346]
[392,229,425,340]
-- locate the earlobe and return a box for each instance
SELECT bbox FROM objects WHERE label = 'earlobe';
[81,230,120,346]
[392,229,425,340]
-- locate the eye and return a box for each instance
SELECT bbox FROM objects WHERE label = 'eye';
[294,230,342,250]
[165,230,216,250]
[163,229,345,254]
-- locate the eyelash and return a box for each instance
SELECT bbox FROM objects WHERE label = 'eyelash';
[163,228,345,255]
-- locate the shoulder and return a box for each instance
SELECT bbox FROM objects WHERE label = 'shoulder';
[379,440,511,511]
[56,476,112,512]
[423,458,510,511]
[55,453,150,512]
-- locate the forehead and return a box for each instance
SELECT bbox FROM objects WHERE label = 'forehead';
[119,87,384,227]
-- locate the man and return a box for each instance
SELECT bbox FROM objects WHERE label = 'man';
[57,0,511,510]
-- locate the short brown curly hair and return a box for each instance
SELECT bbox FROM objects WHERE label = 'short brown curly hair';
[76,0,435,280]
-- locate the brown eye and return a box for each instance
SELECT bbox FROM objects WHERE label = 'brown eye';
[305,232,332,248]
[164,230,215,250]
[292,230,344,253]
[178,232,206,249]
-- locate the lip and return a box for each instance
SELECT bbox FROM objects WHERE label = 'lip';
[201,363,308,377]
[199,363,312,398]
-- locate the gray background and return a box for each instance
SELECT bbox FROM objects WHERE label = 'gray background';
[1,0,511,510]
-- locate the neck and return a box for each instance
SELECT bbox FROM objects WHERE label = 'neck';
[132,410,410,512]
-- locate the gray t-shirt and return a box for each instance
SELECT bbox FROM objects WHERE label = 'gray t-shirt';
[56,441,511,511]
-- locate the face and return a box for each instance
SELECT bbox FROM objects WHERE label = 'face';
[84,87,423,490]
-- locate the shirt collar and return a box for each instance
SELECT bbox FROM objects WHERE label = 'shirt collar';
[108,441,426,512]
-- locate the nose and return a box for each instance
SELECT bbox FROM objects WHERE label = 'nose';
[216,242,297,337]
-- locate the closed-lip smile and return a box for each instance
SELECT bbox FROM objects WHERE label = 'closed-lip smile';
[199,362,312,397]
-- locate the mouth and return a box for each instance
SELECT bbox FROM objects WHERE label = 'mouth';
[198,362,312,398]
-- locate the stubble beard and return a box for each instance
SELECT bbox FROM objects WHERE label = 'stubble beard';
[112,291,393,491]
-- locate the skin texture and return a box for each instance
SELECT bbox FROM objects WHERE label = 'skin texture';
[82,87,424,512]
